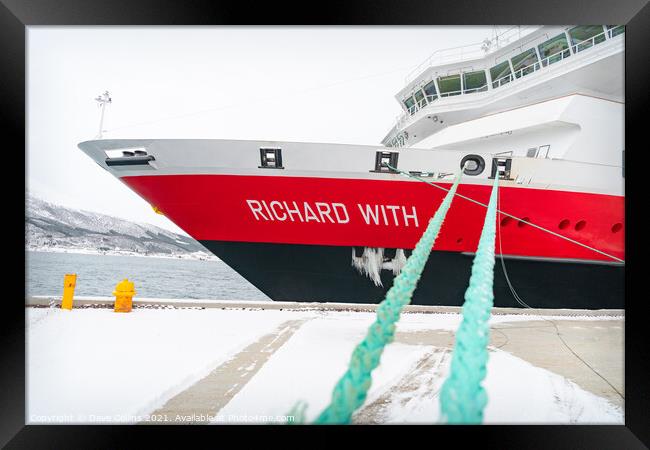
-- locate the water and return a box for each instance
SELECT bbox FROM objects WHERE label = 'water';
[26,251,271,301]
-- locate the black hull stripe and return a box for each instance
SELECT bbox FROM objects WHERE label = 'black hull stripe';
[200,241,624,310]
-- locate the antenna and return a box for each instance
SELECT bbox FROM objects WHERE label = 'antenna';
[481,26,501,54]
[94,91,112,139]
[481,38,492,54]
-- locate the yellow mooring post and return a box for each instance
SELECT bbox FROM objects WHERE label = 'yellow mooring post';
[113,279,136,313]
[61,273,77,310]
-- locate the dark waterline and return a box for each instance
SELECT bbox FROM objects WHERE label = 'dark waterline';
[26,251,270,301]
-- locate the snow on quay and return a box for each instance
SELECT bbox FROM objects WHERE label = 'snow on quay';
[26,307,623,425]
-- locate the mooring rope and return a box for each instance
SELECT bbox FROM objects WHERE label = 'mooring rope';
[439,174,500,424]
[290,170,464,424]
[384,164,624,264]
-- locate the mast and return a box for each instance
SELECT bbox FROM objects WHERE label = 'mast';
[94,91,112,139]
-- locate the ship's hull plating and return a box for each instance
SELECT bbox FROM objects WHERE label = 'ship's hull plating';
[117,173,624,309]
[121,174,624,262]
[200,241,624,309]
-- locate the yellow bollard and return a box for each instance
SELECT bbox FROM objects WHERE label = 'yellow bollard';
[61,274,77,310]
[113,279,136,313]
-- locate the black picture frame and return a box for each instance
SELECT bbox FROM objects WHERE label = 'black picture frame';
[4,0,649,447]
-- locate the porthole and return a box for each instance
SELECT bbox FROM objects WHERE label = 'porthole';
[518,217,530,228]
[575,220,586,231]
[460,154,485,176]
[611,223,623,233]
[456,238,463,244]
[500,217,512,226]
[559,219,570,230]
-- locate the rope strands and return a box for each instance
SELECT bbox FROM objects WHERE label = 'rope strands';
[308,169,464,424]
[439,174,500,424]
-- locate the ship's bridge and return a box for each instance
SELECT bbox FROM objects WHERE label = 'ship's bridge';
[383,25,624,148]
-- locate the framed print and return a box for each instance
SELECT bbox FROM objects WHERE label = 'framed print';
[4,0,649,447]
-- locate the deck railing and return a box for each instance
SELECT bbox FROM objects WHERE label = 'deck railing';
[571,29,615,54]
[403,84,489,118]
[404,26,536,85]
[391,28,622,135]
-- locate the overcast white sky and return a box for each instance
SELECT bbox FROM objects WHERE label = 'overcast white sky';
[27,26,509,235]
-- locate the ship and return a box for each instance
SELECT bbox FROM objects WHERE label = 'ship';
[78,26,625,309]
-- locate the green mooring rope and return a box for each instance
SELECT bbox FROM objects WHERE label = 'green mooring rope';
[306,170,464,424]
[439,174,500,424]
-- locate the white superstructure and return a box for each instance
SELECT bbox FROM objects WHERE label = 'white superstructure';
[381,25,624,192]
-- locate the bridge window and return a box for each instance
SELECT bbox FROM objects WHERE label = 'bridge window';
[423,80,437,101]
[414,89,427,108]
[403,96,415,114]
[606,25,624,38]
[511,48,539,78]
[490,61,512,88]
[569,26,606,53]
[463,70,487,94]
[538,33,570,66]
[438,74,461,97]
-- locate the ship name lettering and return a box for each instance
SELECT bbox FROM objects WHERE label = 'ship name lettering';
[357,204,419,227]
[246,200,417,227]
[246,200,349,224]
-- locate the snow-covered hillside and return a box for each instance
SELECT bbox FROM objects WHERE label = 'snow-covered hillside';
[25,195,216,260]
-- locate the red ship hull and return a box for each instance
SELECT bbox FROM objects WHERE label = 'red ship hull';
[120,173,624,309]
[122,174,624,262]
